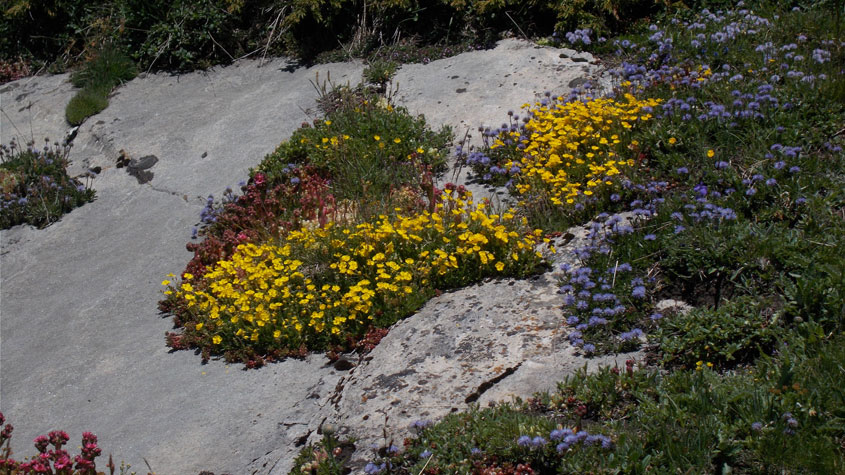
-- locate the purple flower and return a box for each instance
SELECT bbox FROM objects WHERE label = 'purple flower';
[644,234,657,241]
[677,167,689,174]
[751,422,763,432]
[364,462,385,474]
[531,436,548,448]
[632,286,646,298]
[619,328,644,341]
[583,343,596,353]
[789,166,801,173]
[650,313,663,321]
[517,435,532,447]
[715,161,729,169]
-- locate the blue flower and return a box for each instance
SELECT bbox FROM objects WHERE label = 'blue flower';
[420,449,432,458]
[411,420,433,430]
[517,435,532,447]
[364,462,385,474]
[631,286,646,298]
[531,436,547,448]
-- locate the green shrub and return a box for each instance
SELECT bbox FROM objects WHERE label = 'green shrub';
[70,44,137,90]
[362,59,397,91]
[258,87,451,211]
[1,0,672,72]
[656,296,786,369]
[0,140,95,229]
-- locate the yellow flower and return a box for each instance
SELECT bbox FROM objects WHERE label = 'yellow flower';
[495,262,505,271]
[195,322,204,330]
[212,335,222,345]
[161,280,171,286]
[393,138,401,144]
[183,273,193,280]
[668,137,677,145]
[417,147,425,154]
[324,120,332,125]
[374,135,381,141]
[707,149,715,158]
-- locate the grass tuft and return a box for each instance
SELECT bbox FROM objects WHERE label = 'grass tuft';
[64,44,137,126]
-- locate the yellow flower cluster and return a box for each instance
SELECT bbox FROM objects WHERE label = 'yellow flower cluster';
[494,94,661,206]
[167,191,549,351]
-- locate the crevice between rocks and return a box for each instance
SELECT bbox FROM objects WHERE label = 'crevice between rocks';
[464,362,522,403]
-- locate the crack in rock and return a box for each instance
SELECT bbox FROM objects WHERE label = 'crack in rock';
[465,362,522,403]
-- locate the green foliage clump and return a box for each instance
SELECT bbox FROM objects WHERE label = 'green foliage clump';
[70,44,137,89]
[362,59,397,91]
[0,140,95,229]
[1,0,670,73]
[65,44,137,125]
[258,86,451,209]
[656,296,786,368]
[65,86,110,125]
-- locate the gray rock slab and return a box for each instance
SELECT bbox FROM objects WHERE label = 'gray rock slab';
[0,73,75,146]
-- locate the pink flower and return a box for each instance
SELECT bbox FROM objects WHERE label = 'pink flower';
[81,442,101,458]
[81,432,97,445]
[74,455,95,470]
[33,434,50,453]
[53,453,73,470]
[254,173,266,186]
[48,430,69,448]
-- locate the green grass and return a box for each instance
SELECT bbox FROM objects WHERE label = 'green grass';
[65,45,137,126]
[65,86,110,126]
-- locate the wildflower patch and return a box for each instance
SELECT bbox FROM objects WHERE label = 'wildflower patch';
[165,189,548,362]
